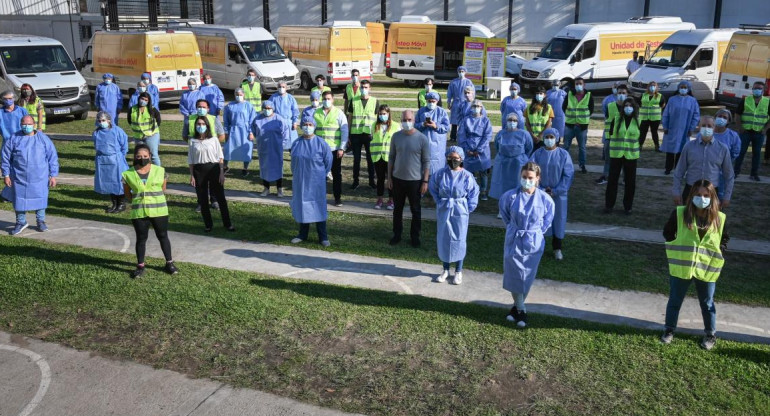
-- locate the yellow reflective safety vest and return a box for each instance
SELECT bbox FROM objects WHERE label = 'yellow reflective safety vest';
[610,114,641,159]
[129,106,159,139]
[241,81,262,110]
[740,96,769,132]
[21,97,45,130]
[314,106,343,149]
[565,91,591,125]
[371,121,400,163]
[605,101,619,139]
[187,114,217,139]
[665,206,726,282]
[311,86,331,95]
[345,83,361,102]
[527,104,550,136]
[122,165,168,219]
[350,96,378,135]
[639,93,662,121]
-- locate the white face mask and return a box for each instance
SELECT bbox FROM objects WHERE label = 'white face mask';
[278,87,286,94]
[311,100,320,108]
[427,102,437,110]
[401,121,413,131]
[693,196,711,209]
[520,177,536,191]
[235,95,245,102]
[362,88,370,96]
[425,85,432,91]
[458,72,466,78]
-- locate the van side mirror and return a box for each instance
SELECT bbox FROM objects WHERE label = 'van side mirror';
[688,61,697,70]
[570,53,582,64]
[75,58,82,70]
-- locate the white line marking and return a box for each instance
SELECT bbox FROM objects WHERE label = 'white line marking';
[280,268,314,277]
[567,227,620,234]
[0,344,52,416]
[384,275,414,295]
[40,227,131,253]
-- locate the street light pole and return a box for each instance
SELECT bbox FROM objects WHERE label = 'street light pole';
[66,0,78,56]
[100,0,107,30]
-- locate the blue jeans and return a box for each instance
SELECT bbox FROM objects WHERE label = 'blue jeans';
[137,133,161,166]
[474,169,490,194]
[443,260,464,271]
[602,140,611,176]
[16,209,45,224]
[298,221,328,242]
[735,130,765,177]
[664,276,716,335]
[563,124,588,168]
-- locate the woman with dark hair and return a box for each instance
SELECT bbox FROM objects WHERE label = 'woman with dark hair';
[661,180,728,350]
[638,80,666,151]
[127,91,162,165]
[188,115,234,232]
[122,144,177,278]
[17,83,45,131]
[525,86,553,149]
[371,104,399,209]
[604,97,640,215]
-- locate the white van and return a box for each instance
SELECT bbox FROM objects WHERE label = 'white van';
[519,17,695,91]
[0,34,90,120]
[629,29,737,101]
[184,23,300,94]
[716,25,770,109]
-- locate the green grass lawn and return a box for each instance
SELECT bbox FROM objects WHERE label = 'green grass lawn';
[3,184,770,308]
[1,236,768,415]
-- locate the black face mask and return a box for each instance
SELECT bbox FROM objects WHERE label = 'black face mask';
[134,157,151,167]
[447,159,462,169]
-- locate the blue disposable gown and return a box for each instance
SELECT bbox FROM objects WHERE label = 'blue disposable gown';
[456,100,488,126]
[458,115,493,173]
[529,147,574,239]
[269,92,301,148]
[429,167,480,263]
[546,88,567,137]
[661,95,700,154]
[500,96,528,128]
[179,89,206,123]
[714,129,741,161]
[0,107,29,147]
[223,101,257,162]
[601,95,618,143]
[301,105,317,121]
[489,129,533,199]
[291,135,333,223]
[146,84,160,110]
[94,82,122,124]
[92,126,129,195]
[415,106,451,174]
[447,77,474,124]
[253,114,290,181]
[499,188,555,294]
[1,131,59,211]
[200,84,226,116]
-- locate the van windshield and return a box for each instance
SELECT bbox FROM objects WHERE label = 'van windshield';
[240,40,287,62]
[538,38,580,60]
[647,43,697,67]
[0,45,76,74]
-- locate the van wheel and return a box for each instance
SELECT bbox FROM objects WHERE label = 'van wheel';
[300,73,312,91]
[405,80,420,88]
[77,111,88,121]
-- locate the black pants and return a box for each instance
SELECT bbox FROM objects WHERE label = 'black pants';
[331,152,342,200]
[553,237,562,250]
[193,162,232,229]
[132,215,172,265]
[665,152,681,173]
[639,120,660,149]
[374,159,391,197]
[681,184,720,206]
[350,133,374,183]
[450,124,458,141]
[263,179,283,188]
[392,177,422,241]
[605,157,637,211]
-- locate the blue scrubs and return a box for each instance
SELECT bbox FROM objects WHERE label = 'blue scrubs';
[253,113,290,182]
[291,135,333,223]
[429,166,479,263]
[490,129,533,199]
[93,126,129,195]
[529,146,574,240]
[415,106,451,174]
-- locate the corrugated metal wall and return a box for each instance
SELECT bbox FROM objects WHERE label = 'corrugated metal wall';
[0,0,78,15]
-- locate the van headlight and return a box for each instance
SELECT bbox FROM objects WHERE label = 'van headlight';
[540,69,555,78]
[79,84,89,95]
[259,76,274,83]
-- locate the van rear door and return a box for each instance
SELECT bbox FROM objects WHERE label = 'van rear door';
[197,34,229,87]
[389,23,436,81]
[688,45,716,100]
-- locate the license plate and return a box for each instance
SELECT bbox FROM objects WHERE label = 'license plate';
[53,108,71,115]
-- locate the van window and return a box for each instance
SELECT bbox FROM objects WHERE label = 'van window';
[84,46,92,65]
[695,49,713,67]
[648,43,696,67]
[579,40,597,59]
[0,45,76,74]
[240,40,287,62]
[539,38,580,60]
[228,43,244,62]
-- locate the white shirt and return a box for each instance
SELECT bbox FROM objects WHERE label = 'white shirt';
[626,59,641,73]
[188,138,224,165]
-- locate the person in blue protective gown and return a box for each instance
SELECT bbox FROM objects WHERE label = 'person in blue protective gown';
[140,72,161,111]
[200,73,225,117]
[269,80,300,150]
[179,77,206,127]
[2,115,59,235]
[128,80,149,109]
[712,109,741,200]
[429,145,479,285]
[253,100,290,197]
[302,91,322,121]
[92,111,129,214]
[290,116,333,246]
[490,113,533,202]
[529,127,574,260]
[500,82,528,129]
[95,73,122,126]
[0,90,28,171]
[499,161,555,328]
[661,80,700,174]
[415,91,451,176]
[546,80,567,139]
[447,66,474,141]
[223,88,257,177]
[456,86,488,126]
[458,99,493,200]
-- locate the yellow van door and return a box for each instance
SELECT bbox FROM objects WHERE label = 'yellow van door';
[329,28,373,83]
[388,23,436,81]
[169,34,203,92]
[367,22,386,73]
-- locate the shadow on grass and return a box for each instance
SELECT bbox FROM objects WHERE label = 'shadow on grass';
[0,236,134,273]
[715,347,770,365]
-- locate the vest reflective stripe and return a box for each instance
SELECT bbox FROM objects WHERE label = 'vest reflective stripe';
[350,97,377,134]
[610,116,640,159]
[241,82,262,110]
[122,166,168,219]
[665,207,726,282]
[188,115,217,138]
[741,96,770,131]
[527,105,550,136]
[346,84,361,101]
[371,122,400,162]
[565,91,591,125]
[639,93,662,121]
[129,106,159,139]
[605,102,619,138]
[314,107,343,148]
[23,98,45,130]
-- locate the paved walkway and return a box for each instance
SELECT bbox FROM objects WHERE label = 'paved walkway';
[53,173,770,256]
[2,211,769,345]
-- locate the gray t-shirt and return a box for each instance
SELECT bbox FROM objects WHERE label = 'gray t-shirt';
[389,129,430,181]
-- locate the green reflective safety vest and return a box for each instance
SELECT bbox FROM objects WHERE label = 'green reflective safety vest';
[346,83,361,102]
[314,106,343,149]
[311,86,331,95]
[417,90,432,108]
[129,106,159,139]
[22,97,45,130]
[187,114,217,138]
[371,122,400,163]
[610,115,641,159]
[605,102,620,139]
[565,91,591,125]
[740,96,769,132]
[639,93,662,121]
[665,206,726,282]
[122,166,168,219]
[241,81,262,110]
[527,105,550,136]
[350,96,378,135]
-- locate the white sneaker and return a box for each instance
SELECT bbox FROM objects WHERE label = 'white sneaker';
[326,172,333,181]
[277,188,285,198]
[451,271,463,285]
[554,249,563,260]
[260,189,270,197]
[496,212,502,219]
[321,240,330,247]
[434,270,448,283]
[290,237,303,244]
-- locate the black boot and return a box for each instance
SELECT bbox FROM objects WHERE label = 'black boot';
[105,194,117,213]
[113,195,126,213]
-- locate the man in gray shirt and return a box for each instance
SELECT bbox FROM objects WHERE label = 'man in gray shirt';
[673,116,734,207]
[388,110,431,247]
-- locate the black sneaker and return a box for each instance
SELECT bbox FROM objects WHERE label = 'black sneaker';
[389,236,401,246]
[506,306,519,322]
[195,204,202,213]
[368,180,376,189]
[113,203,126,213]
[241,170,249,178]
[164,261,179,275]
[624,209,633,216]
[516,311,528,328]
[334,199,343,207]
[660,329,674,344]
[594,176,607,185]
[603,207,613,214]
[211,201,220,210]
[580,166,587,174]
[350,182,359,190]
[700,335,716,350]
[410,238,421,248]
[131,266,146,279]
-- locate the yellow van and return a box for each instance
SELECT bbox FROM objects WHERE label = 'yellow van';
[367,22,387,73]
[277,21,373,90]
[80,30,203,101]
[717,25,770,108]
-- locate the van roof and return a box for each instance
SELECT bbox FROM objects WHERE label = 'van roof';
[555,20,696,39]
[95,30,194,36]
[395,16,494,37]
[663,28,740,44]
[0,34,64,46]
[186,25,274,40]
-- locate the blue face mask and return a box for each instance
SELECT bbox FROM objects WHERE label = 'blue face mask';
[195,125,207,134]
[138,87,146,93]
[753,88,764,97]
[649,85,657,93]
[99,121,110,129]
[520,177,536,190]
[21,125,34,134]
[692,196,711,209]
[302,125,315,135]
[700,127,714,137]
[535,94,544,102]
[510,89,519,96]
[3,99,13,107]
[507,121,517,130]
[715,117,728,127]
[624,106,634,116]
[196,108,208,116]
[616,93,627,102]
[263,108,273,117]
[612,87,618,95]
[104,79,112,84]
[679,87,688,95]
[378,114,389,122]
[575,85,584,92]
[427,102,437,110]
[139,100,148,107]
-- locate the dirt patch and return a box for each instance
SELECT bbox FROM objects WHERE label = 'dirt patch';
[9,333,29,348]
